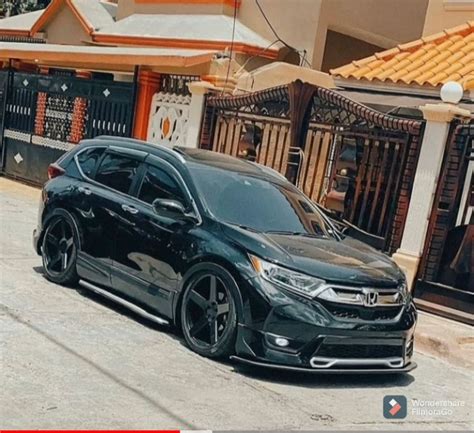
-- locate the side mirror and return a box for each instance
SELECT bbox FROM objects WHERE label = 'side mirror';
[153,198,186,215]
[152,198,198,223]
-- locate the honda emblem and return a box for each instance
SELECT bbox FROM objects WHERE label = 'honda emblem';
[362,289,378,307]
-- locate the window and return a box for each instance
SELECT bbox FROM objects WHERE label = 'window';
[77,147,105,178]
[138,165,186,205]
[95,153,140,194]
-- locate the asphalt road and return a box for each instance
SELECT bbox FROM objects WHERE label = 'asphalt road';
[1,177,472,430]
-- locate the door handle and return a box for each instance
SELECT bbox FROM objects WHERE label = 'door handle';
[121,204,139,215]
[78,186,92,196]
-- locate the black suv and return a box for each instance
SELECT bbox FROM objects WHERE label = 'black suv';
[33,136,417,373]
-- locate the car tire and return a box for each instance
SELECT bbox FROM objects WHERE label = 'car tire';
[41,211,79,285]
[181,265,238,358]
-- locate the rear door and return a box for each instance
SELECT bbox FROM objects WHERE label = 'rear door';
[75,146,144,288]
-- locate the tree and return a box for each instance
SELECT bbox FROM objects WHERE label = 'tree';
[4,0,51,17]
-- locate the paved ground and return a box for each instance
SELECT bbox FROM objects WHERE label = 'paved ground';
[1,177,472,430]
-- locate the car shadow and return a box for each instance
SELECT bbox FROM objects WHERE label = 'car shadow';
[33,265,45,274]
[229,362,415,389]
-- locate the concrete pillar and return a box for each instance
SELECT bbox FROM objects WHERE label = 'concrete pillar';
[392,103,471,289]
[133,71,161,141]
[184,81,215,149]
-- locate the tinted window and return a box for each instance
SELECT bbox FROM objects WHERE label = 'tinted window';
[95,153,140,194]
[77,147,105,177]
[138,165,186,205]
[188,163,330,236]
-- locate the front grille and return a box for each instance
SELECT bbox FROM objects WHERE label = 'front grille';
[316,284,405,308]
[328,306,359,320]
[316,344,403,359]
[323,301,402,321]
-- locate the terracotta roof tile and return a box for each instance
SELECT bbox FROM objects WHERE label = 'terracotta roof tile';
[405,58,425,72]
[330,21,474,90]
[388,68,409,81]
[415,71,435,84]
[445,72,462,82]
[462,76,474,90]
[428,72,448,85]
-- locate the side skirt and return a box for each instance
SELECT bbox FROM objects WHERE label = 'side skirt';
[78,279,170,326]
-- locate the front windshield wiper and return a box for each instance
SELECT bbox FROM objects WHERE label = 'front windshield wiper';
[228,223,260,233]
[264,230,326,238]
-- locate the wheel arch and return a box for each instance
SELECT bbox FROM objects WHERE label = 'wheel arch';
[39,207,84,252]
[173,256,246,328]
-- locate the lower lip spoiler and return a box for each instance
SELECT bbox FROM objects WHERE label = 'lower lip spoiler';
[310,356,404,369]
[230,355,417,374]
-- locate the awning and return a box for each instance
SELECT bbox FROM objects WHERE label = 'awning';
[0,42,218,72]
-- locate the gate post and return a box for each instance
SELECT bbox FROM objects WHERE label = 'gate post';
[286,80,315,183]
[392,102,471,290]
[132,70,161,141]
[185,81,215,148]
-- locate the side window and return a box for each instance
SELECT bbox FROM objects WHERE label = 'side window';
[95,153,140,194]
[77,147,105,178]
[138,165,186,205]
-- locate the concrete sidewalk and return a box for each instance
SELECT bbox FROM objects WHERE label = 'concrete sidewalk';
[415,311,474,369]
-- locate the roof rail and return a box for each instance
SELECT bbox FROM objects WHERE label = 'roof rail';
[93,135,185,163]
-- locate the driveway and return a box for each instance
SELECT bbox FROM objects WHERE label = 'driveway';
[0,177,472,430]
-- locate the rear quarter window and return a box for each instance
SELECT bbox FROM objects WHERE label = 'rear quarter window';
[95,152,140,194]
[76,147,106,178]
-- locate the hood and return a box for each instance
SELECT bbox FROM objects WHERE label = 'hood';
[221,224,404,287]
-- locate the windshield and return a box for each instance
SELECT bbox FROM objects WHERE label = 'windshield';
[188,163,333,237]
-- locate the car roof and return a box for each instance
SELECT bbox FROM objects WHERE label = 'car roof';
[80,136,288,184]
[175,147,288,182]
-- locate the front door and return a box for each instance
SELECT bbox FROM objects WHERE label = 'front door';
[111,156,195,318]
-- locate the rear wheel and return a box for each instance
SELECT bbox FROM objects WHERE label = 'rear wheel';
[41,213,79,285]
[181,267,238,358]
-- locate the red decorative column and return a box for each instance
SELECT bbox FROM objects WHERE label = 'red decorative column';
[69,71,92,144]
[34,92,47,136]
[70,97,87,144]
[133,70,161,140]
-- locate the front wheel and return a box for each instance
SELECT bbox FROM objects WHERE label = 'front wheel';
[41,212,79,285]
[181,266,238,358]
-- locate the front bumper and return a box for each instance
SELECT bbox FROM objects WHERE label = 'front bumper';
[235,277,417,373]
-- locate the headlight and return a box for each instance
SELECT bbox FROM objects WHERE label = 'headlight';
[249,254,326,297]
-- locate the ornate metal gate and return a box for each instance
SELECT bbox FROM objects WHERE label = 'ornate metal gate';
[146,75,199,147]
[416,122,473,322]
[200,81,424,253]
[0,71,135,185]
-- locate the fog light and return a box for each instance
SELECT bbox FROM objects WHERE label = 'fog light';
[274,337,289,347]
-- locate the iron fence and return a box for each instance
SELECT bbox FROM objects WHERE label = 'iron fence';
[0,70,135,184]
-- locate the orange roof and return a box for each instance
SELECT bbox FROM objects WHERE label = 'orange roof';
[331,21,474,91]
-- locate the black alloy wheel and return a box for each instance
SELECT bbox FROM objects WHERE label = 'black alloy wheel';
[181,268,237,358]
[42,214,79,284]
